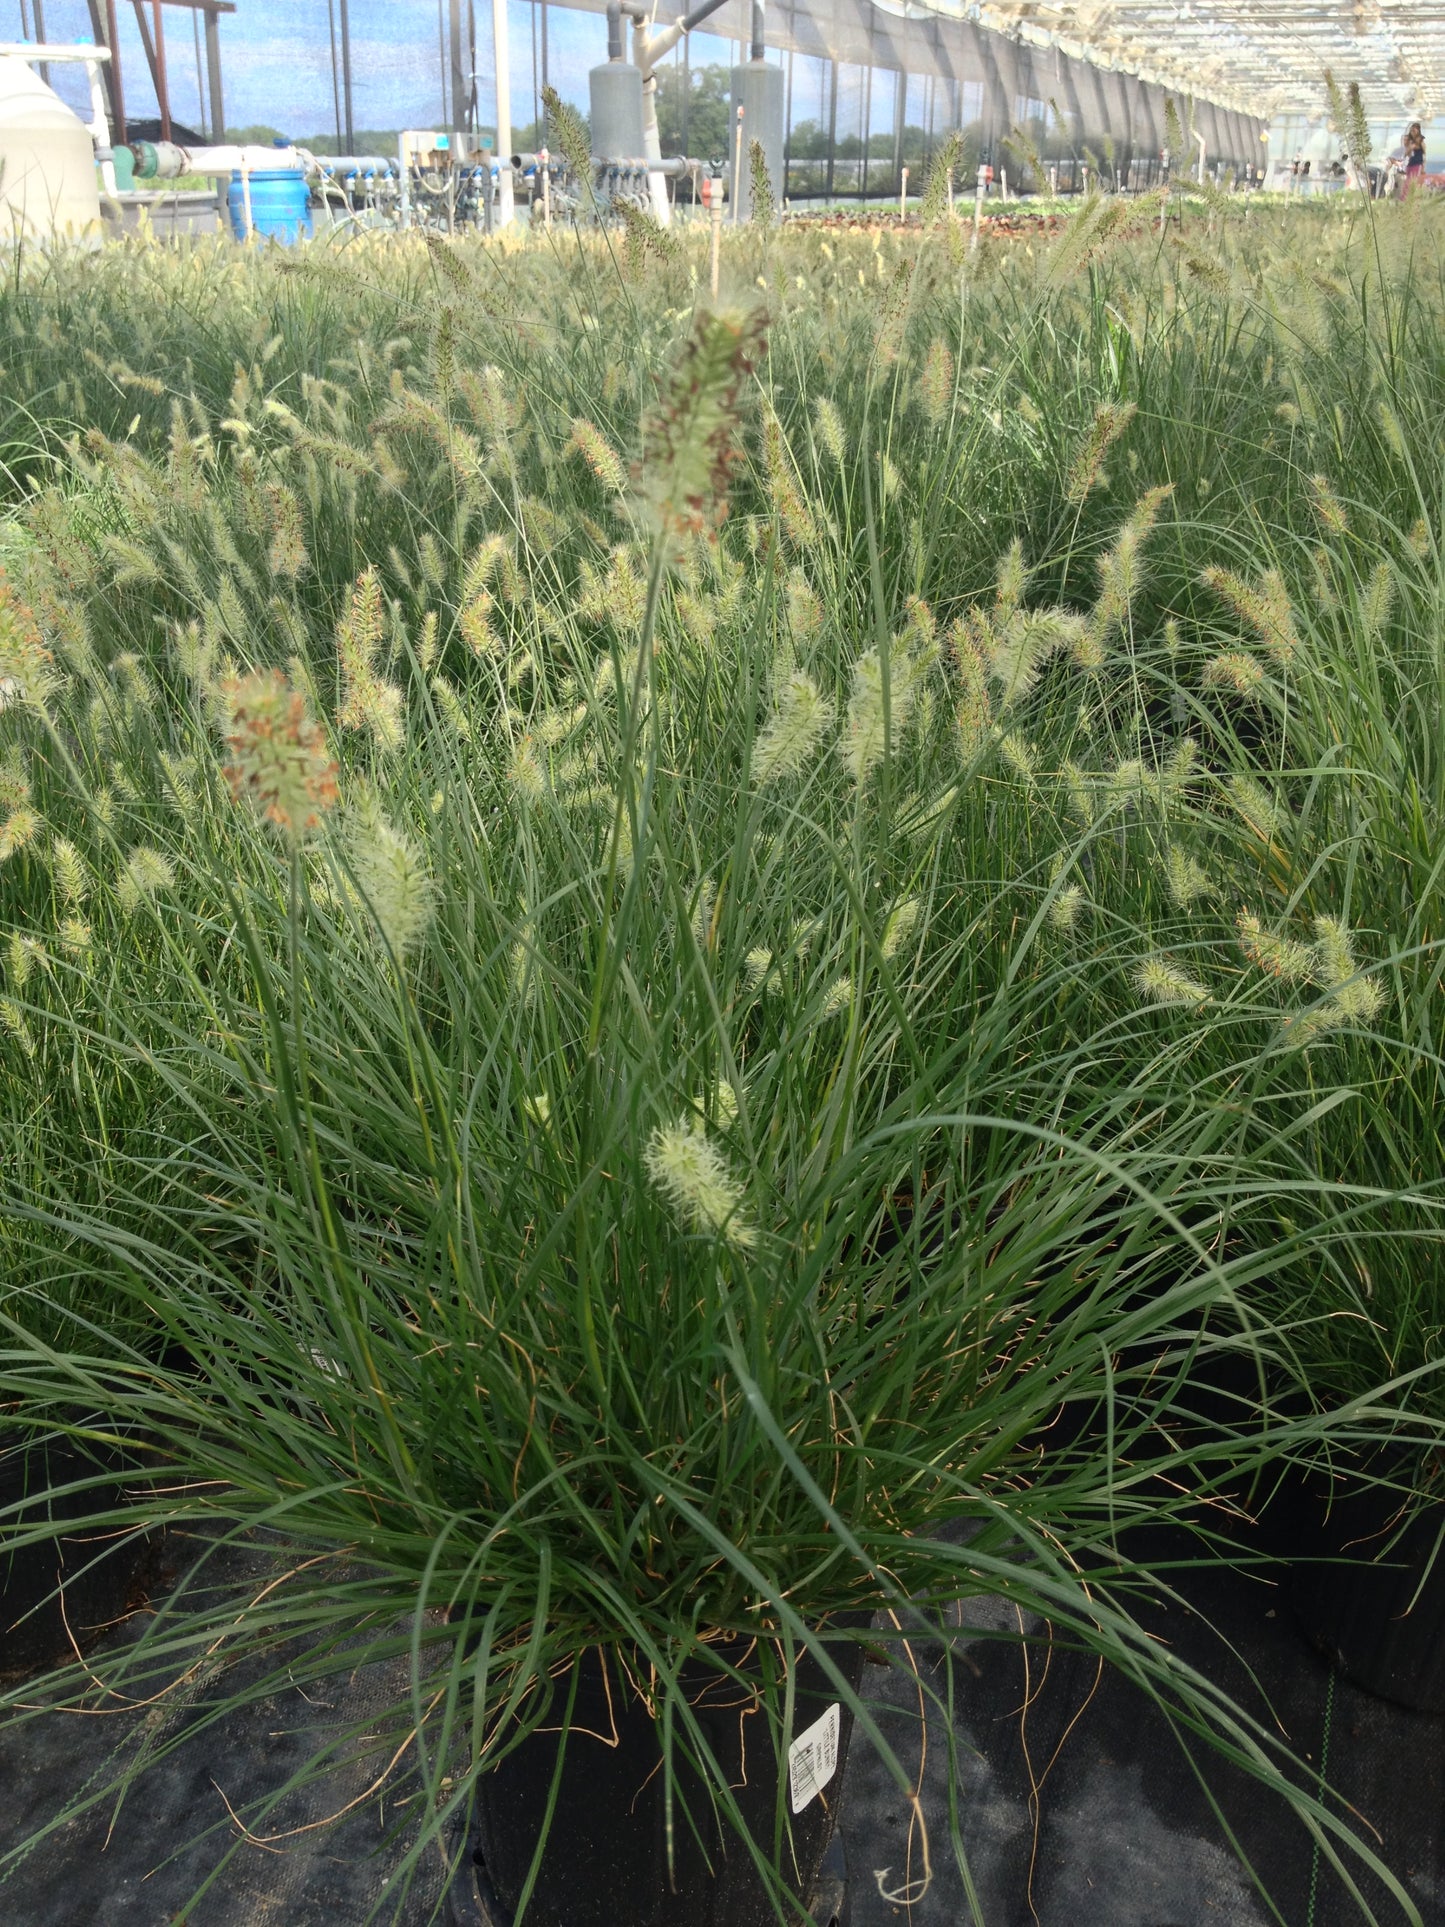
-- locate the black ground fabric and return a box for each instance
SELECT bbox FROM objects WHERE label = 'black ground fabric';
[2,1532,1441,1926]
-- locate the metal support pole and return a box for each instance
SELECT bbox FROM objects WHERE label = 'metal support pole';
[129,0,159,104]
[891,62,905,196]
[152,0,170,141]
[970,159,984,251]
[540,145,550,227]
[339,0,354,151]
[449,0,467,136]
[34,0,51,88]
[824,55,836,203]
[205,4,224,213]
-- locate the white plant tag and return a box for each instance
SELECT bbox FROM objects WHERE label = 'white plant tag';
[788,1702,841,1814]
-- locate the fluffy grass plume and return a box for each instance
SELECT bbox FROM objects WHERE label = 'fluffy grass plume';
[1135,955,1211,1008]
[223,669,338,843]
[754,673,833,784]
[645,1119,756,1248]
[346,813,435,959]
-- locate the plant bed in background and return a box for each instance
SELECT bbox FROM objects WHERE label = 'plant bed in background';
[446,1623,867,1927]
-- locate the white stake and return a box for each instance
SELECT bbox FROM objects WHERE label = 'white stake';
[899,165,908,219]
[540,146,550,229]
[733,104,745,225]
[710,174,723,296]
[492,0,514,227]
[971,161,985,253]
[1000,167,1008,202]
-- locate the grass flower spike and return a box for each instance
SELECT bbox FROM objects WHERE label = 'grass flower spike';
[1135,955,1211,1009]
[336,566,404,751]
[346,813,435,960]
[569,418,628,496]
[0,805,41,861]
[639,309,765,551]
[754,673,833,784]
[645,1119,756,1249]
[1237,912,1313,984]
[116,846,175,916]
[223,670,338,843]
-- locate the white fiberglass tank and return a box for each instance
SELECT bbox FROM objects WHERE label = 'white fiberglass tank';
[0,56,101,246]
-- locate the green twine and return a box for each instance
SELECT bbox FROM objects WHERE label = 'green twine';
[1306,1667,1338,1927]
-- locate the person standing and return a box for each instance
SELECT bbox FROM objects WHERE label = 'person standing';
[1403,120,1426,191]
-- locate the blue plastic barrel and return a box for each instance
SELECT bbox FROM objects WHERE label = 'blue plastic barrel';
[227,168,313,243]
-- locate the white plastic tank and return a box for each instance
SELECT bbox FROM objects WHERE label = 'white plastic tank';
[589,59,645,163]
[730,59,784,218]
[0,56,102,246]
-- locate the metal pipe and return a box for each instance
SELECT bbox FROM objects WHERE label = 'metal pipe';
[605,0,622,61]
[592,154,702,177]
[84,53,117,192]
[631,12,669,224]
[338,0,354,152]
[679,0,729,34]
[625,0,730,225]
[749,0,763,63]
[103,0,125,138]
[152,0,169,142]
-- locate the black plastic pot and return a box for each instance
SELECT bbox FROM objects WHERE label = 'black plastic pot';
[0,1423,152,1679]
[445,1623,868,1927]
[1276,1445,1445,1714]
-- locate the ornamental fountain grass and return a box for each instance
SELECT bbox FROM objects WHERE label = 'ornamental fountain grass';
[2,197,1444,1919]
